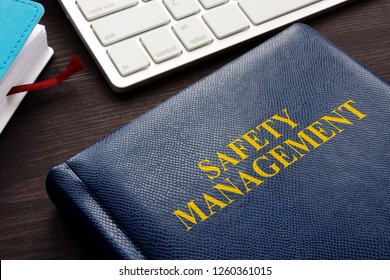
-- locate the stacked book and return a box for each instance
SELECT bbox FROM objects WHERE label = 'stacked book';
[0,0,53,133]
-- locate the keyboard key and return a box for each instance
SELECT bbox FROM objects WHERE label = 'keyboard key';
[76,0,138,20]
[202,5,250,39]
[173,17,213,51]
[238,0,320,25]
[141,28,183,63]
[163,0,200,20]
[107,40,150,76]
[92,2,170,46]
[199,0,228,10]
[62,0,346,91]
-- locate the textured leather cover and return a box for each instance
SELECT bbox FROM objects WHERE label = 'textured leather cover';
[47,24,390,260]
[0,0,44,80]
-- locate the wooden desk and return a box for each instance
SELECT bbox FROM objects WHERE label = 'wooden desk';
[1,0,389,259]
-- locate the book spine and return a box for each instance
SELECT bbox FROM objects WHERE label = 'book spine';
[46,163,144,259]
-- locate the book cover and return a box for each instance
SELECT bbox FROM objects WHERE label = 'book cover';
[46,24,390,259]
[0,0,53,133]
[0,0,43,81]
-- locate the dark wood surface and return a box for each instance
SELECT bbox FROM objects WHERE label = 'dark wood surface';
[1,0,389,260]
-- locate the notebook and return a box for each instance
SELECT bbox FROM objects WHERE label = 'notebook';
[0,0,53,134]
[47,24,390,259]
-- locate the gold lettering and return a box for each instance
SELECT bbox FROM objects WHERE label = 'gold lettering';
[176,101,368,231]
[203,194,228,215]
[213,178,244,203]
[198,159,221,180]
[238,171,264,192]
[284,131,321,158]
[268,145,298,168]
[241,129,270,151]
[306,121,336,143]
[173,201,209,231]
[227,139,248,160]
[337,99,367,120]
[257,119,282,139]
[216,152,240,172]
[321,110,353,133]
[252,155,280,177]
[272,108,299,128]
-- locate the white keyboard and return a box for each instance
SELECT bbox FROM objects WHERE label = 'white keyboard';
[58,0,349,92]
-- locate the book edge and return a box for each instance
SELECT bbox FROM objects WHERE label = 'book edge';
[46,162,146,259]
[0,45,54,134]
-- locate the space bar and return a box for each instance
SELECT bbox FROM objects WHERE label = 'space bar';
[91,2,170,46]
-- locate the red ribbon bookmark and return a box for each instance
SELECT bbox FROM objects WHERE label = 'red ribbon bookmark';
[7,55,85,96]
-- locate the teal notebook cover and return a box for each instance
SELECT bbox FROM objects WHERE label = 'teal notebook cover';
[0,0,44,80]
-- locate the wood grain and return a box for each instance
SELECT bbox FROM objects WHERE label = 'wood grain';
[1,0,389,259]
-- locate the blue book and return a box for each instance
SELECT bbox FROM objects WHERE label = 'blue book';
[47,24,390,259]
[0,0,53,133]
